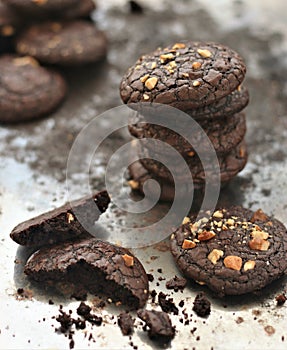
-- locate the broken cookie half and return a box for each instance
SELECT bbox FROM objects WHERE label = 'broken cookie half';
[24,238,149,309]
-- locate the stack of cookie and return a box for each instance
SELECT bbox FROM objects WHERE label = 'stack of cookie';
[0,0,107,123]
[119,41,249,201]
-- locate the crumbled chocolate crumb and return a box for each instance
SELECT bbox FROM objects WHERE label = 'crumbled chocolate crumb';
[147,273,154,282]
[276,293,287,306]
[166,276,187,291]
[17,288,24,295]
[76,302,91,317]
[192,292,211,317]
[157,268,162,273]
[158,292,178,315]
[48,299,54,305]
[118,312,134,336]
[179,300,185,308]
[150,289,157,303]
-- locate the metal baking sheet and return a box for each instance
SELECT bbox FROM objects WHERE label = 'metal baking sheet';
[1,0,287,349]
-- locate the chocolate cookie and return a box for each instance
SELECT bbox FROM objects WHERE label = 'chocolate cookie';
[25,238,149,309]
[170,206,287,296]
[138,141,248,184]
[0,55,67,123]
[129,112,246,155]
[16,20,107,66]
[120,41,246,110]
[10,190,110,246]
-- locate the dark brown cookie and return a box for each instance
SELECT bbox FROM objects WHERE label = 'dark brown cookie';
[129,112,246,155]
[2,0,78,15]
[10,190,110,246]
[120,41,246,110]
[24,238,149,309]
[16,20,107,66]
[118,312,134,336]
[170,206,287,296]
[0,55,67,123]
[137,309,175,342]
[138,141,248,184]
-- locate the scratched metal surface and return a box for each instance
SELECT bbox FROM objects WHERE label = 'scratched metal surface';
[1,0,287,349]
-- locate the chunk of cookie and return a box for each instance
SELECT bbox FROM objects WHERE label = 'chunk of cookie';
[16,20,107,66]
[0,55,67,122]
[170,206,287,296]
[129,112,246,155]
[24,238,149,309]
[137,309,175,342]
[120,41,246,110]
[10,190,110,246]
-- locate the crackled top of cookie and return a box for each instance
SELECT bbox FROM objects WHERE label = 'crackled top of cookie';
[120,41,246,110]
[170,206,287,296]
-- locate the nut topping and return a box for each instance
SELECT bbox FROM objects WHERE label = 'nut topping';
[182,217,190,225]
[197,48,212,58]
[145,77,158,90]
[208,249,224,264]
[198,231,216,241]
[243,260,256,271]
[223,256,242,271]
[248,238,270,251]
[67,212,74,223]
[122,254,134,267]
[251,230,269,240]
[213,210,223,219]
[160,53,175,63]
[140,74,150,83]
[128,180,140,190]
[172,43,186,50]
[250,209,268,222]
[182,239,196,249]
[192,80,201,87]
[191,61,202,70]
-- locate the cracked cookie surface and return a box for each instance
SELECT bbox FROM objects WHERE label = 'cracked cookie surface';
[120,41,246,110]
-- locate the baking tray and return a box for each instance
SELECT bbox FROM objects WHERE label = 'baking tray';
[1,0,287,349]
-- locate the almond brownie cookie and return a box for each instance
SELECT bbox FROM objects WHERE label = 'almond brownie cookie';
[129,112,246,155]
[170,206,287,296]
[24,238,149,309]
[0,55,67,122]
[16,20,107,66]
[137,141,248,184]
[120,41,246,111]
[10,190,110,246]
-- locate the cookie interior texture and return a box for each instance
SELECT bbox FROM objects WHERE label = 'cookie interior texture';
[24,238,149,309]
[170,206,287,296]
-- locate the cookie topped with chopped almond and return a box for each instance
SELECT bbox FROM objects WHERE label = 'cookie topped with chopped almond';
[170,206,287,296]
[120,41,246,111]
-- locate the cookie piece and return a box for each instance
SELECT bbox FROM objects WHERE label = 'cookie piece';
[10,190,110,246]
[137,309,175,342]
[120,41,246,110]
[170,206,287,296]
[129,112,246,155]
[24,238,149,309]
[192,292,211,317]
[0,55,67,123]
[2,0,78,15]
[118,312,134,335]
[16,20,107,66]
[138,141,248,184]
